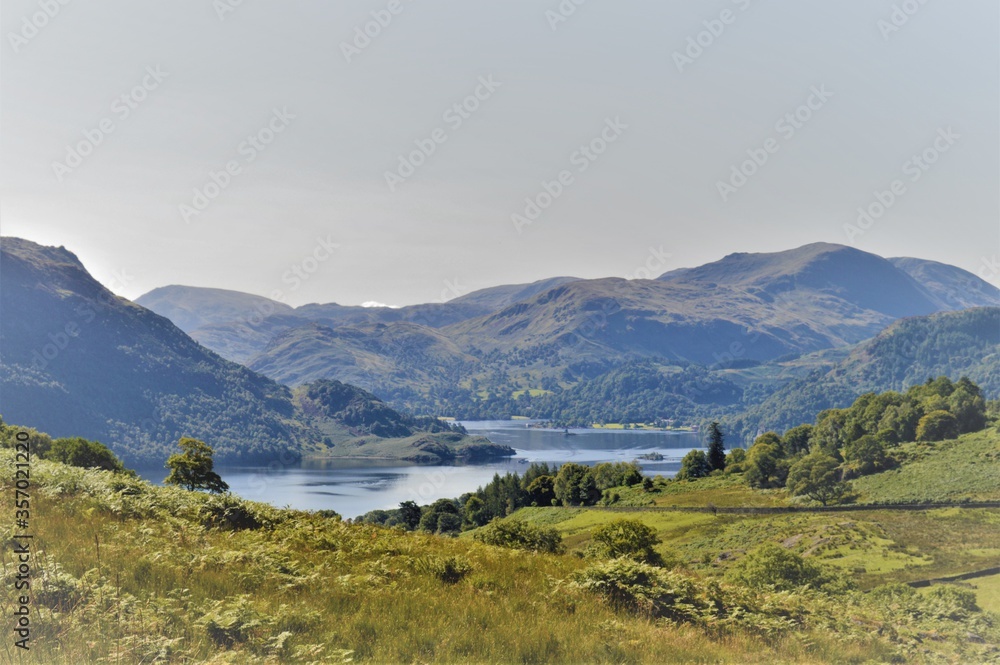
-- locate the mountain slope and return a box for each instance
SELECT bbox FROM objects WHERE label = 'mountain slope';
[136,285,294,334]
[889,256,1000,310]
[723,307,1000,442]
[248,321,474,396]
[444,243,982,368]
[0,238,309,465]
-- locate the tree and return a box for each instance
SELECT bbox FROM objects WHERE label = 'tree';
[948,383,987,433]
[744,434,787,489]
[526,475,556,506]
[841,434,889,478]
[706,422,726,471]
[398,500,422,530]
[47,437,129,473]
[554,463,599,506]
[590,518,664,565]
[787,452,846,505]
[592,462,643,490]
[463,495,489,527]
[164,437,229,493]
[916,410,959,441]
[725,447,747,472]
[677,450,710,480]
[418,498,462,534]
[781,424,814,456]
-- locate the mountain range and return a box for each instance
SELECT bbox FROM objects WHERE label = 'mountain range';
[136,242,1000,423]
[3,237,997,461]
[0,238,511,465]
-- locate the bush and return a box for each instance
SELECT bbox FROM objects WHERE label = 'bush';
[46,437,129,473]
[424,556,472,584]
[589,519,665,566]
[725,543,848,593]
[473,518,564,554]
[925,584,980,619]
[571,559,707,621]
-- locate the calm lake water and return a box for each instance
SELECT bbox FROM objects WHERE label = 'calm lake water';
[137,421,703,518]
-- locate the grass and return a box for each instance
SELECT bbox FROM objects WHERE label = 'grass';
[851,429,1000,503]
[509,506,1000,591]
[6,453,1000,663]
[611,474,791,508]
[967,573,1000,614]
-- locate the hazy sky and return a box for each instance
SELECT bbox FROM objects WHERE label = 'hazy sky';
[2,0,998,307]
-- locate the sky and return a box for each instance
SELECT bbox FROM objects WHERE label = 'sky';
[2,0,998,307]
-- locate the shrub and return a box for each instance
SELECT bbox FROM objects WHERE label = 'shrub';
[725,543,847,593]
[571,559,707,621]
[46,437,129,473]
[425,556,472,584]
[589,519,664,566]
[924,584,980,619]
[474,518,563,553]
[200,493,263,531]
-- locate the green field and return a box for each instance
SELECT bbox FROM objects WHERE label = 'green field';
[851,429,1000,503]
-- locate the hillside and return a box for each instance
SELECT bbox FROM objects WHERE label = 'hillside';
[0,238,512,465]
[249,322,474,402]
[135,285,294,334]
[0,238,310,465]
[724,307,1000,442]
[4,421,998,663]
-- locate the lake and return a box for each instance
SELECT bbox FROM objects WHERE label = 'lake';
[136,421,703,518]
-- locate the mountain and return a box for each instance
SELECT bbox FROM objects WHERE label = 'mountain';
[135,285,294,334]
[445,243,997,367]
[722,307,1000,442]
[0,238,309,465]
[0,238,512,465]
[138,277,582,364]
[888,257,1000,310]
[135,242,1000,424]
[248,321,474,401]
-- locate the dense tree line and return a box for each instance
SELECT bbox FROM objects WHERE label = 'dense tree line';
[733,376,991,502]
[357,460,646,535]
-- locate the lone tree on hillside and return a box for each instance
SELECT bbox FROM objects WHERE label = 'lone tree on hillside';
[706,421,726,471]
[787,452,846,506]
[165,437,229,493]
